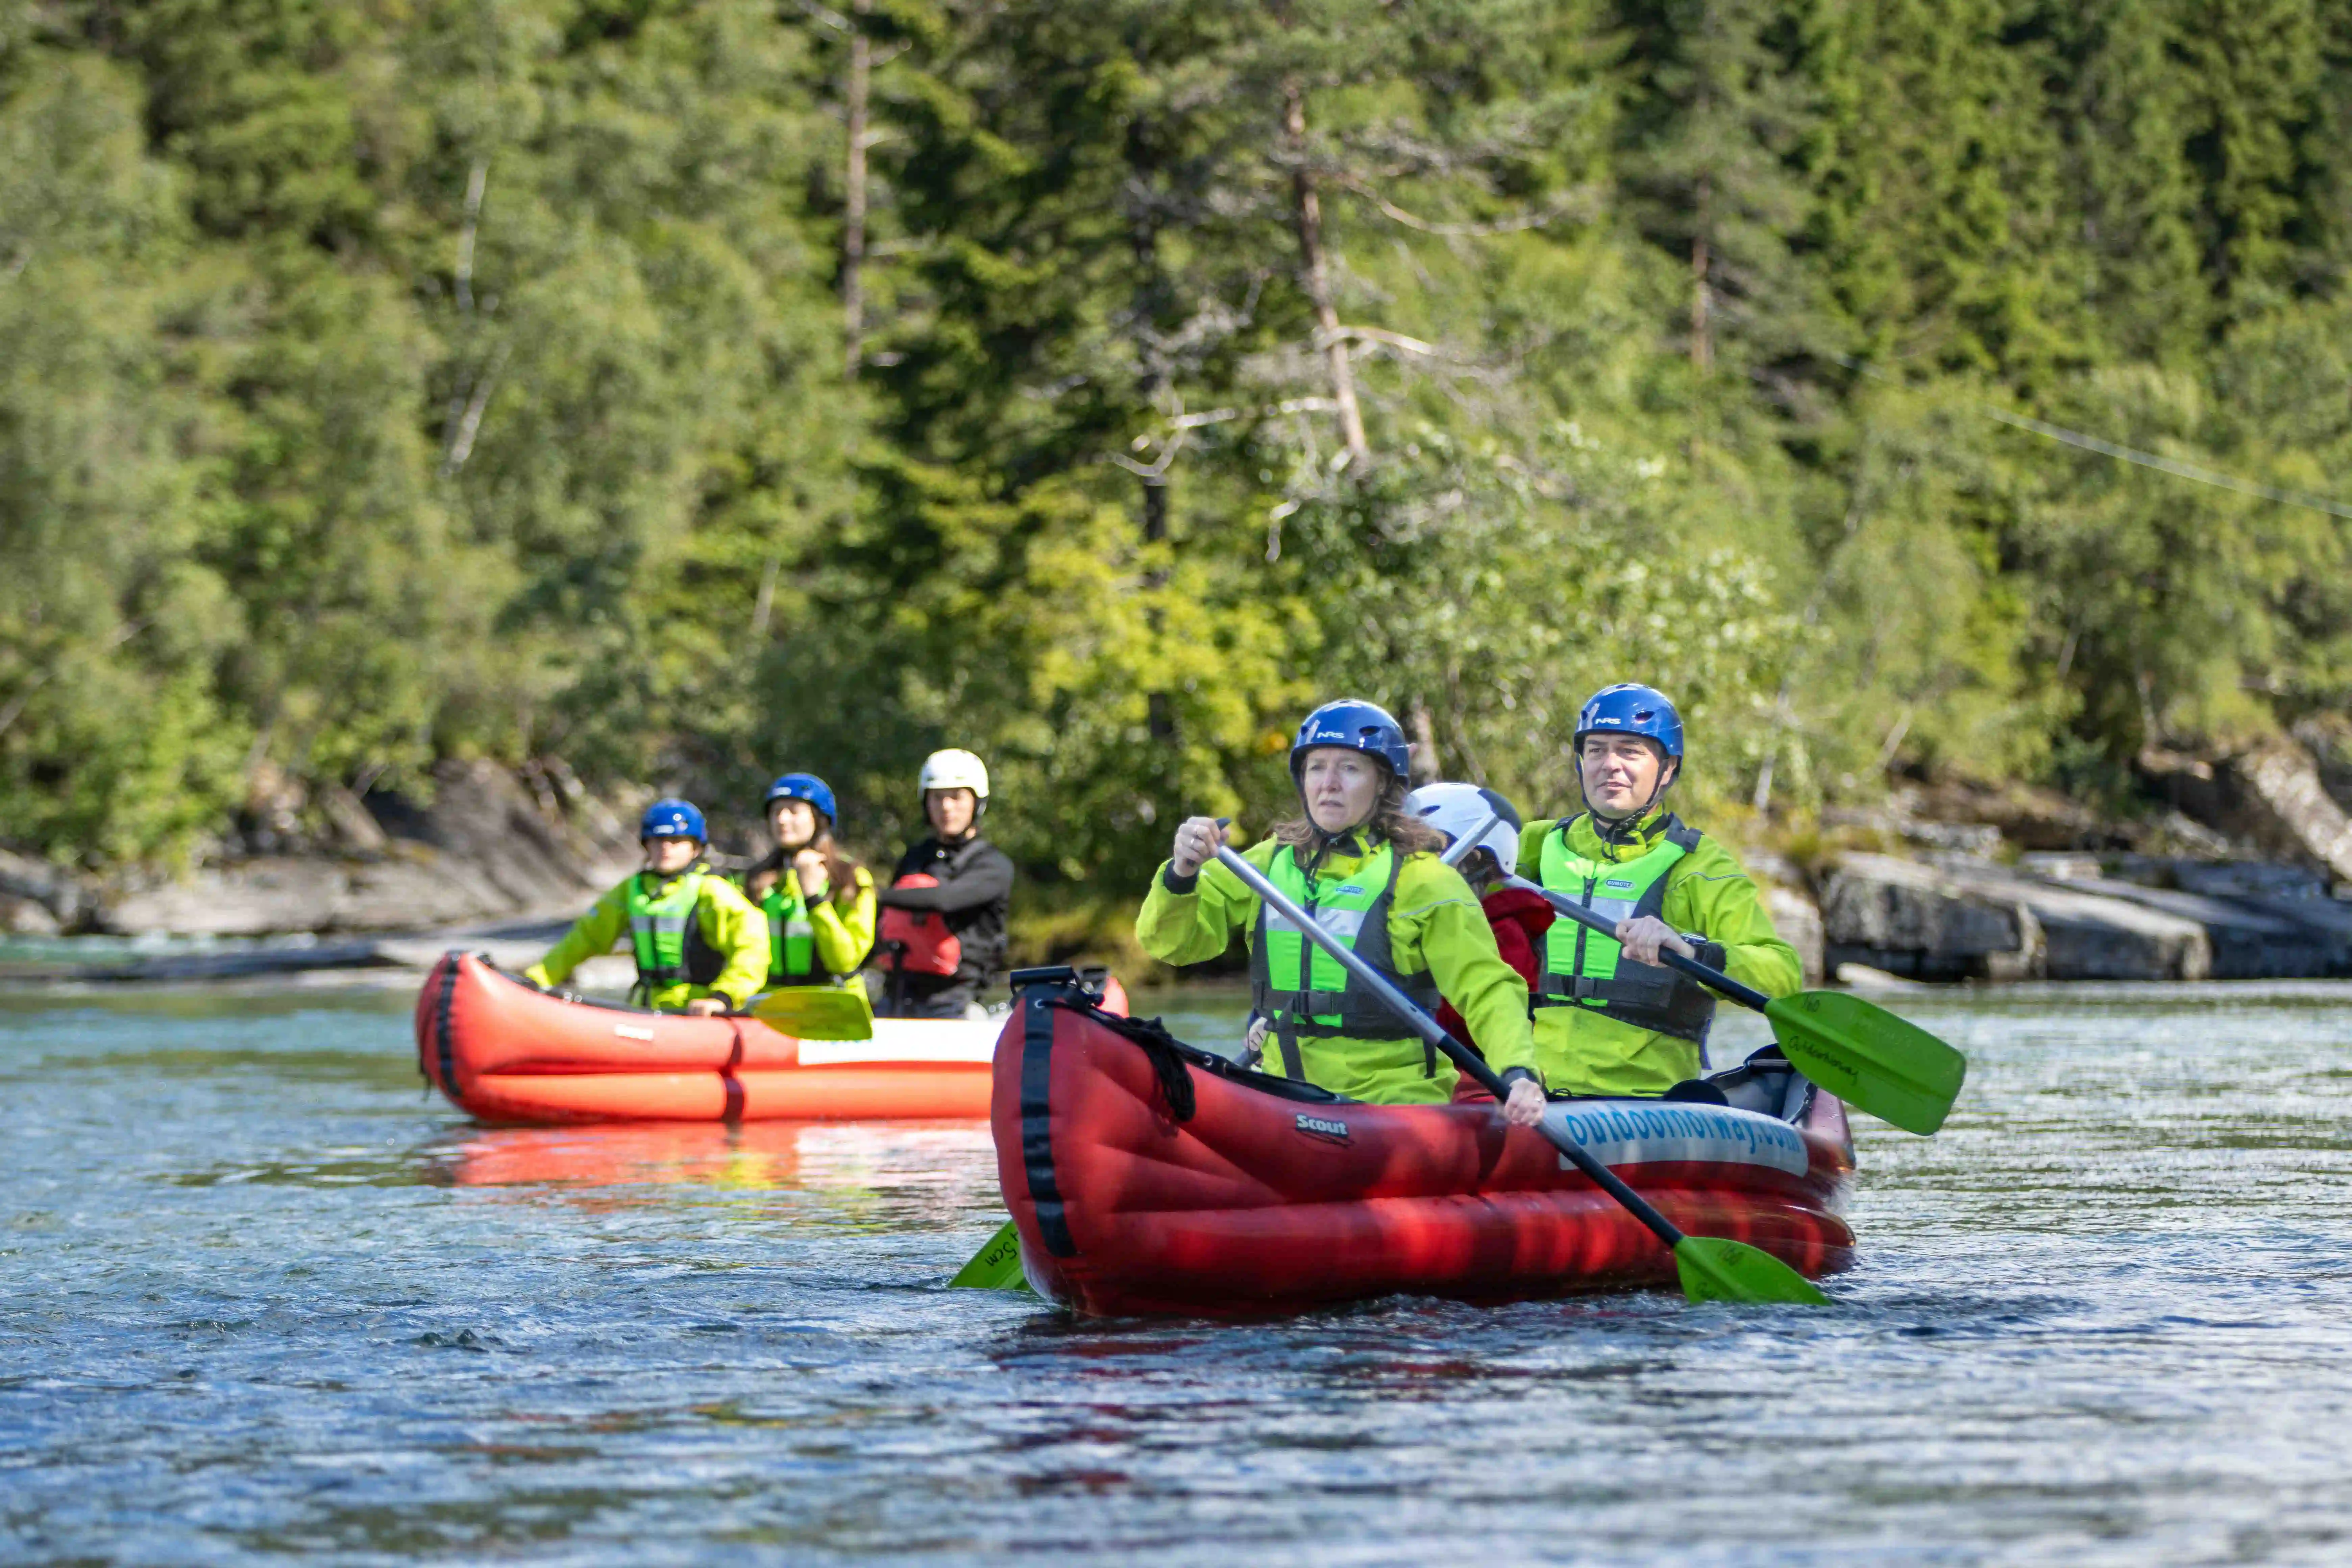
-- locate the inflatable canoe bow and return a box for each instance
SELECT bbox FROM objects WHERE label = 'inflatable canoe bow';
[990,975,1856,1316]
[417,951,1123,1124]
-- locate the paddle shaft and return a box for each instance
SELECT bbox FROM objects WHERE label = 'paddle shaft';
[1438,808,1504,869]
[1212,844,1694,1253]
[1503,874,1772,1011]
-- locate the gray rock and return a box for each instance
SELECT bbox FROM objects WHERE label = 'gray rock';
[1761,883,1825,986]
[2022,873,2341,980]
[0,892,60,935]
[97,760,637,937]
[0,849,90,929]
[1822,852,2217,982]
[1818,854,2024,981]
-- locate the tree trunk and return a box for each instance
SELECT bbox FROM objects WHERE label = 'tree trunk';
[1143,479,1176,745]
[1690,176,1712,373]
[1283,77,1369,465]
[1407,699,1440,785]
[842,0,872,379]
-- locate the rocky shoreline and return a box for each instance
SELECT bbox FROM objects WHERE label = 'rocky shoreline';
[8,737,2352,991]
[0,761,640,983]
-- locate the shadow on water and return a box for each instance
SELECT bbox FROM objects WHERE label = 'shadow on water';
[5,978,2352,1563]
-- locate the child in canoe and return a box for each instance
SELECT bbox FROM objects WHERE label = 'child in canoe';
[1401,782,1557,1103]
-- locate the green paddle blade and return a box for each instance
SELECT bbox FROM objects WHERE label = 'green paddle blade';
[948,1218,1034,1292]
[1674,1235,1832,1305]
[750,984,874,1041]
[1766,989,1967,1136]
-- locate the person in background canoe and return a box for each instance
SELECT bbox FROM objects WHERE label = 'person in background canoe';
[740,773,877,991]
[1522,683,1800,1096]
[1401,781,1556,1104]
[873,749,1014,1019]
[1138,700,1546,1124]
[524,799,770,1015]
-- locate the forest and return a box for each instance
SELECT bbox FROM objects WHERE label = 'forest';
[6,0,2352,902]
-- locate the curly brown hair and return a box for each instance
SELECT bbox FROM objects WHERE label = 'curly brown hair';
[1269,772,1447,868]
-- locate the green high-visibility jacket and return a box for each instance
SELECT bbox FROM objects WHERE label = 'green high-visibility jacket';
[742,860,878,987]
[525,866,770,1012]
[1516,810,1800,1096]
[1135,835,1537,1105]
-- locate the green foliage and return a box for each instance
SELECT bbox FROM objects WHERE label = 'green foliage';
[5,0,2352,901]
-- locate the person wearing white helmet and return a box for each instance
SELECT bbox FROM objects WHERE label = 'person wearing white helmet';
[1402,783,1559,1102]
[872,749,1014,1018]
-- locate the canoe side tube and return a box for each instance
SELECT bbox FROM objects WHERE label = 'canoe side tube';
[990,981,1856,1316]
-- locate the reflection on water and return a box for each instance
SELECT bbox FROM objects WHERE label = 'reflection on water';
[430,1121,995,1193]
[5,977,2352,1563]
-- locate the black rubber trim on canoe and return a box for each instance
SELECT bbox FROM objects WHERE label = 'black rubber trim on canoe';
[720,1022,746,1124]
[1044,998,1350,1108]
[432,952,462,1100]
[1019,988,1076,1258]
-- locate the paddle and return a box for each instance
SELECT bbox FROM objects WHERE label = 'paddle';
[1215,842,1828,1306]
[954,816,1500,1293]
[947,1219,1030,1291]
[750,983,875,1041]
[1509,878,1965,1136]
[1439,808,1503,868]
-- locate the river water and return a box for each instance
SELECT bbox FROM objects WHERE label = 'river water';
[5,977,2352,1564]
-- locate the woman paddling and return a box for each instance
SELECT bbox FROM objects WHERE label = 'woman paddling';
[1136,699,1546,1123]
[740,773,877,991]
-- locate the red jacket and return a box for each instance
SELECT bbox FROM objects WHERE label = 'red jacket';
[1441,884,1554,1100]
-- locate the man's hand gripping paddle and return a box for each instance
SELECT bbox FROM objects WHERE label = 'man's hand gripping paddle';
[1214,842,1829,1305]
[1506,878,1966,1137]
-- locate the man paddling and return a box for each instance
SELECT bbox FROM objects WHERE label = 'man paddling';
[1523,684,1800,1095]
[1138,699,1547,1123]
[525,799,770,1015]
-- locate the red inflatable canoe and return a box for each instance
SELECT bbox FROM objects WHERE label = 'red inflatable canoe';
[990,979,1857,1316]
[417,952,1124,1124]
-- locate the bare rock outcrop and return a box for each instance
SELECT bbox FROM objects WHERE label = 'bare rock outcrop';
[97,761,637,937]
[1821,852,2215,982]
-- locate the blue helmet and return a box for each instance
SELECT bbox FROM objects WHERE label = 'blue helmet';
[1572,684,1684,760]
[1291,699,1413,782]
[763,772,837,826]
[639,798,708,843]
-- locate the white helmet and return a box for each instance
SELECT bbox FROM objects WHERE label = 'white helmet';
[1404,782,1522,876]
[918,748,991,800]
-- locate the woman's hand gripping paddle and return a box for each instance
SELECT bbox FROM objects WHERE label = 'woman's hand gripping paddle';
[1217,844,1829,1306]
[1514,882,1966,1136]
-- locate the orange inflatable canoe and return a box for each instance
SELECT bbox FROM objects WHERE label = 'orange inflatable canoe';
[415,952,1125,1124]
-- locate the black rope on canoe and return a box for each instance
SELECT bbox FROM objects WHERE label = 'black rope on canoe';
[1045,996,1351,1113]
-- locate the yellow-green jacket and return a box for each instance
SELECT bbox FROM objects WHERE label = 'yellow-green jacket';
[741,859,879,984]
[1135,835,1537,1105]
[1518,810,1800,1095]
[524,868,771,1011]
